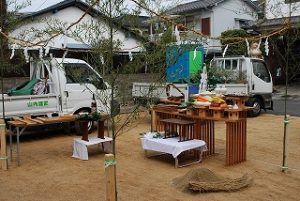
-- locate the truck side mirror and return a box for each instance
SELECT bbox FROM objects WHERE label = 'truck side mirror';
[86,77,93,83]
[94,78,107,90]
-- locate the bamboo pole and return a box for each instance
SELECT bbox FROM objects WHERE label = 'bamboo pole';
[105,154,116,201]
[282,115,289,172]
[282,2,291,173]
[0,119,8,170]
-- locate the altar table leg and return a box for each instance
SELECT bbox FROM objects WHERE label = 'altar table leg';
[226,120,247,165]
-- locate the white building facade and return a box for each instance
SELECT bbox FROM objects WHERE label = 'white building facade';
[10,0,143,53]
[167,0,259,52]
[265,0,300,19]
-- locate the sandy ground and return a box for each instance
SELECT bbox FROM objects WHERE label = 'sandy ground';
[1,113,300,201]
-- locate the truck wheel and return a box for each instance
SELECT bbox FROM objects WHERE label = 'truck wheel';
[74,109,95,135]
[248,98,262,117]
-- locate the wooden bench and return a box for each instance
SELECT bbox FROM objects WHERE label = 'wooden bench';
[7,115,77,166]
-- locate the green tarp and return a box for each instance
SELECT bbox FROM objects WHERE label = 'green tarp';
[7,79,39,96]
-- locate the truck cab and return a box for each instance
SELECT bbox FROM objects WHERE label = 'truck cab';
[211,56,273,116]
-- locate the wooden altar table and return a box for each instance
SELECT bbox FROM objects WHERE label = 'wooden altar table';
[151,97,250,166]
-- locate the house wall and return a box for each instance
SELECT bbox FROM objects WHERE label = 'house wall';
[213,0,257,34]
[11,6,142,52]
[185,0,257,50]
[265,0,300,19]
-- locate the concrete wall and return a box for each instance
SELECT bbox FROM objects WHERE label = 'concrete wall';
[115,73,161,104]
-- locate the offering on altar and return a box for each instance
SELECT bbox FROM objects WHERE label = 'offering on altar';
[186,94,229,108]
[210,96,226,108]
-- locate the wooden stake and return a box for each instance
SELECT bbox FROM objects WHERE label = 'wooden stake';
[151,108,157,132]
[0,119,8,170]
[105,154,116,201]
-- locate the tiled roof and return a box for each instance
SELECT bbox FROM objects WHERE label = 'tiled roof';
[168,0,224,14]
[257,16,300,31]
[168,0,259,15]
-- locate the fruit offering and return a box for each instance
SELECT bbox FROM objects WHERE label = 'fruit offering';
[210,96,225,107]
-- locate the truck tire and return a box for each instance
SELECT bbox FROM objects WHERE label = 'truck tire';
[74,109,95,135]
[247,98,262,117]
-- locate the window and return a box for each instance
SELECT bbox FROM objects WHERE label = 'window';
[64,63,106,89]
[186,16,194,28]
[201,18,210,36]
[252,60,271,83]
[225,60,231,70]
[223,59,239,70]
[65,63,90,83]
[232,60,238,70]
[285,0,300,3]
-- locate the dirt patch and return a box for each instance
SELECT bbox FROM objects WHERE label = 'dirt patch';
[1,113,300,201]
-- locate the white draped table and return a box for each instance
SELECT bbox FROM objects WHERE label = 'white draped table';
[72,136,112,160]
[141,133,207,168]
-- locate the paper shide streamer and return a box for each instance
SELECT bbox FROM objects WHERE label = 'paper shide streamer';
[129,51,133,61]
[205,39,210,56]
[39,48,43,59]
[193,48,197,60]
[23,47,29,63]
[174,26,181,44]
[100,55,104,64]
[245,38,250,56]
[222,45,229,57]
[265,37,269,56]
[44,46,50,56]
[10,43,17,60]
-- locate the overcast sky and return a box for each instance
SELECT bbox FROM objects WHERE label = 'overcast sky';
[9,0,194,16]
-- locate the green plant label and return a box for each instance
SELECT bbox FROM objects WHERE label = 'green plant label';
[27,100,49,108]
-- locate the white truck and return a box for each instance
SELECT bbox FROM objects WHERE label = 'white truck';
[0,57,112,132]
[132,56,273,117]
[211,56,273,116]
[132,82,191,102]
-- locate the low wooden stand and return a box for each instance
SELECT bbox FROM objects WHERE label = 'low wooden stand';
[160,118,195,141]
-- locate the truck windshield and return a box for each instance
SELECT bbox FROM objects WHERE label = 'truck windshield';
[252,60,271,83]
[64,63,107,89]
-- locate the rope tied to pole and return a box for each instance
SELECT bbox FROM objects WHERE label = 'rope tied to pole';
[284,116,290,124]
[104,159,116,168]
[0,123,5,128]
[0,156,8,160]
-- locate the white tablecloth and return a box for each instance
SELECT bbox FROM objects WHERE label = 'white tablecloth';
[141,133,207,158]
[72,136,112,160]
